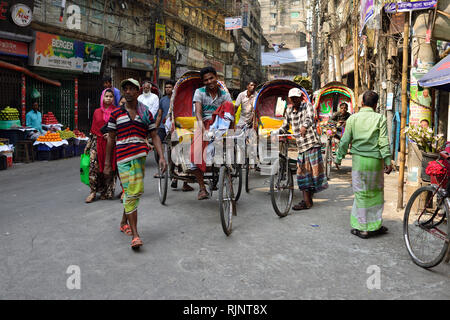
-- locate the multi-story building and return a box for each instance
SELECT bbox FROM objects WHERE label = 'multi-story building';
[260,0,308,80]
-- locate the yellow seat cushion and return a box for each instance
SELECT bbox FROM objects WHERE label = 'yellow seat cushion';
[175,117,196,130]
[258,116,292,137]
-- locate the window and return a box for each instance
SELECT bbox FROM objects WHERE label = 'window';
[270,25,276,31]
[291,12,300,19]
[270,13,277,19]
[291,0,300,5]
[270,1,277,6]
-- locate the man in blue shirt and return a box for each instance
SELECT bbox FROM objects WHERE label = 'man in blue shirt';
[26,101,44,133]
[103,75,121,107]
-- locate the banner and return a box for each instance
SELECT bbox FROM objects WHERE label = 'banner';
[155,23,166,49]
[384,0,437,13]
[122,50,153,71]
[83,42,104,74]
[360,0,374,35]
[261,47,308,66]
[241,37,251,52]
[159,59,171,79]
[225,17,242,30]
[29,31,84,72]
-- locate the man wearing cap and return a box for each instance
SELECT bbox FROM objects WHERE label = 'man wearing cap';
[104,78,167,250]
[271,88,328,210]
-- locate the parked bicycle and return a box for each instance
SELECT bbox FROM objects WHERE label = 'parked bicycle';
[403,150,450,268]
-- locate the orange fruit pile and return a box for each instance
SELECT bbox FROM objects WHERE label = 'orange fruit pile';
[37,131,63,142]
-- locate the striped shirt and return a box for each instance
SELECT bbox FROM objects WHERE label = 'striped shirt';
[276,102,321,154]
[107,105,156,164]
[193,85,232,120]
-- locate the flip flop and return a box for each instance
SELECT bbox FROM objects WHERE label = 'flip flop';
[369,226,388,236]
[131,237,143,249]
[292,200,312,211]
[198,189,209,200]
[120,224,132,236]
[351,229,369,239]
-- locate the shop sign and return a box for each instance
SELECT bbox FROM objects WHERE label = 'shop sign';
[384,0,437,13]
[159,59,171,79]
[155,23,166,50]
[0,38,27,57]
[29,31,84,72]
[241,37,251,53]
[122,50,153,71]
[11,3,32,27]
[225,17,242,30]
[83,42,104,74]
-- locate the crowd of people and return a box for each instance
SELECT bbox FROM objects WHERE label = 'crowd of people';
[80,66,392,249]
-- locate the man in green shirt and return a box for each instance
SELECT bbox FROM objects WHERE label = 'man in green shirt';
[336,90,392,239]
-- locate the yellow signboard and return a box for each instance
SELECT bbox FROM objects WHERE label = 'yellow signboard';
[155,23,166,49]
[160,59,171,79]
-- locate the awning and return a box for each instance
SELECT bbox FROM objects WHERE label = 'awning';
[418,54,450,91]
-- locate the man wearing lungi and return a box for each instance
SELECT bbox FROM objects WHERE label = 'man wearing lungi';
[104,78,167,249]
[272,88,328,210]
[335,90,392,239]
[191,67,233,200]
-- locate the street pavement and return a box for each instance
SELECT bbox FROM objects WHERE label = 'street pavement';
[0,154,449,300]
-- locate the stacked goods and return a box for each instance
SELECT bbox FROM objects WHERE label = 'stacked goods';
[73,129,87,138]
[59,128,76,140]
[42,112,59,125]
[37,131,62,142]
[0,107,20,120]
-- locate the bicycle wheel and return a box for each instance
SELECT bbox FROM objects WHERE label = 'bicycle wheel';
[403,185,449,268]
[245,159,250,193]
[232,164,242,202]
[219,166,236,236]
[270,158,294,217]
[157,144,168,205]
[324,139,332,179]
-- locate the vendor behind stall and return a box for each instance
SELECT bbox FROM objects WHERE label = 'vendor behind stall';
[26,102,44,134]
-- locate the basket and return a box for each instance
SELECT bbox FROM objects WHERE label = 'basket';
[36,146,61,161]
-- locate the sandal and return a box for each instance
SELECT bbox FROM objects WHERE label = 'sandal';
[292,200,312,211]
[131,237,143,249]
[198,189,209,200]
[85,193,96,203]
[182,184,194,192]
[351,229,369,239]
[120,224,132,236]
[369,226,388,236]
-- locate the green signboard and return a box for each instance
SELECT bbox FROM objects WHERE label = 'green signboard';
[122,50,153,71]
[83,43,105,74]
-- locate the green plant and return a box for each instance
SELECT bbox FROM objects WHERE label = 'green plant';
[405,123,445,153]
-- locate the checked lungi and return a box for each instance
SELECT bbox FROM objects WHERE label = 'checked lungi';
[351,155,384,232]
[296,146,328,193]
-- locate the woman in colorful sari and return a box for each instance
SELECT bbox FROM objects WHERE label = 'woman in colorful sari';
[335,90,392,239]
[84,89,118,203]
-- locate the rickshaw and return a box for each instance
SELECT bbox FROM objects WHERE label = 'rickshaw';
[314,82,356,179]
[253,80,310,217]
[159,71,243,236]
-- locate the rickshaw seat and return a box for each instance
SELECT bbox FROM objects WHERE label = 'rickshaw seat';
[258,116,293,138]
[175,117,196,142]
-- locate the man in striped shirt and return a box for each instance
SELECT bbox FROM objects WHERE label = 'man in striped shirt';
[272,88,328,211]
[104,78,167,249]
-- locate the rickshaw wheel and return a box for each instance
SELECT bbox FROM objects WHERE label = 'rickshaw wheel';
[157,143,169,205]
[270,158,294,218]
[232,164,242,202]
[245,158,250,193]
[219,165,235,236]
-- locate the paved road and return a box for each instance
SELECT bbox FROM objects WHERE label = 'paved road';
[0,155,449,299]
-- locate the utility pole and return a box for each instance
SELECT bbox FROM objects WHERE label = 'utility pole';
[328,0,342,82]
[353,0,359,111]
[311,0,319,91]
[397,11,410,210]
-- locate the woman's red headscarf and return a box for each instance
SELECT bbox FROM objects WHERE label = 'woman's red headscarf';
[90,88,117,172]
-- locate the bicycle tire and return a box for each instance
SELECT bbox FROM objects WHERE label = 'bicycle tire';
[157,144,168,205]
[325,140,332,179]
[233,164,242,202]
[219,166,235,236]
[403,185,449,268]
[270,158,294,217]
[245,158,250,193]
